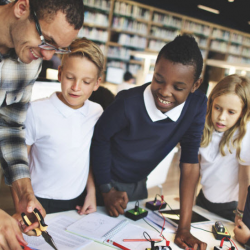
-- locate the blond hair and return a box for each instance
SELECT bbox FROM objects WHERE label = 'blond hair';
[201,74,250,161]
[61,37,104,77]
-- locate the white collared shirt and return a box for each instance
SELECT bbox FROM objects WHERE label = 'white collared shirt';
[199,122,250,203]
[143,84,185,122]
[25,93,103,200]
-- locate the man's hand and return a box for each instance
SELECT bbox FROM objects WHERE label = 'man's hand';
[234,220,250,244]
[102,188,129,217]
[174,228,207,250]
[12,178,46,233]
[0,209,26,250]
[76,192,97,215]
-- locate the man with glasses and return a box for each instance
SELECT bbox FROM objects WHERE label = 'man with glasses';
[0,0,83,249]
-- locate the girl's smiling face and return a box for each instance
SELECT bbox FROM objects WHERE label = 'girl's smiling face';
[211,93,243,132]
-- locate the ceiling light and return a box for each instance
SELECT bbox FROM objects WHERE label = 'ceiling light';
[198,5,220,14]
[228,0,234,2]
[248,21,250,25]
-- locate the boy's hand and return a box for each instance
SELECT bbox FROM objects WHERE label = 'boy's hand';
[234,219,250,244]
[235,215,242,226]
[174,228,207,250]
[0,209,26,250]
[76,193,97,215]
[102,188,129,217]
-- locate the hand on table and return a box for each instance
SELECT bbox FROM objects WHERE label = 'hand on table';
[174,228,207,250]
[102,188,129,217]
[76,192,97,215]
[234,220,250,244]
[16,191,46,234]
[0,209,26,250]
[235,215,242,226]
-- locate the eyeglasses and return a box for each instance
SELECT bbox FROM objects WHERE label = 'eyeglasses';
[33,10,71,54]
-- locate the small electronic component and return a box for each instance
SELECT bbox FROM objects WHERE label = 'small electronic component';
[146,200,167,211]
[212,221,231,241]
[125,203,148,221]
[146,195,167,211]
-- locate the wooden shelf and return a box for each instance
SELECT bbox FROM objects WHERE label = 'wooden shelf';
[148,36,172,42]
[84,22,109,29]
[81,0,250,82]
[111,28,147,37]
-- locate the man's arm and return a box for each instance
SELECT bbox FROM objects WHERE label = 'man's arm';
[175,162,207,250]
[0,59,45,232]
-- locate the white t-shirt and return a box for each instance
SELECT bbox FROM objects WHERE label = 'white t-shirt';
[199,122,250,203]
[25,93,103,200]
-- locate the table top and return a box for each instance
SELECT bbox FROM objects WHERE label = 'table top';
[46,195,243,250]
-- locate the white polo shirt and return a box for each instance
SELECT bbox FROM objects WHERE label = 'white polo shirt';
[25,93,103,200]
[143,84,185,122]
[199,121,250,203]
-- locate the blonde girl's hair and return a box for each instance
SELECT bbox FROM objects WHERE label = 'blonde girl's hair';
[201,74,250,161]
[61,37,104,78]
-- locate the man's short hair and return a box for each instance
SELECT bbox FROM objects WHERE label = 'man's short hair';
[29,0,84,30]
[156,35,203,82]
[61,37,104,78]
[123,71,133,82]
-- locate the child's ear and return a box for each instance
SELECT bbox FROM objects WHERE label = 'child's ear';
[58,66,62,82]
[93,77,101,91]
[14,0,30,19]
[191,78,203,93]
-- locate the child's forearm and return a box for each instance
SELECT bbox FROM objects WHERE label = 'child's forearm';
[86,167,96,195]
[238,164,250,211]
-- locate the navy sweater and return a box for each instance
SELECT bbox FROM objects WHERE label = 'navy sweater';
[91,83,207,185]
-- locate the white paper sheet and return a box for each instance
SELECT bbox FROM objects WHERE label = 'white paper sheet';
[23,215,92,250]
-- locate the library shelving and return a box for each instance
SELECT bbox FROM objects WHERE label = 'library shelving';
[79,0,250,85]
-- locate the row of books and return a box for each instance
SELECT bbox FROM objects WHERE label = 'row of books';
[128,64,141,75]
[229,44,241,54]
[106,60,141,75]
[112,17,148,35]
[107,46,130,60]
[193,36,208,48]
[84,11,109,26]
[210,40,228,52]
[183,21,210,37]
[118,34,147,49]
[78,27,108,42]
[242,47,250,58]
[227,55,250,64]
[83,0,111,11]
[150,26,180,41]
[114,1,150,20]
[148,40,166,52]
[212,29,230,41]
[152,13,182,29]
[107,60,126,70]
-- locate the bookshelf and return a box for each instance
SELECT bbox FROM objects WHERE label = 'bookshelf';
[78,0,250,86]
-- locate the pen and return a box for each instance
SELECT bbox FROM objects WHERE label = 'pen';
[123,239,162,242]
[107,239,131,250]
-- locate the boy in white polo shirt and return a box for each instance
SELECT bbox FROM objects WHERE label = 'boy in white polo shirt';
[11,38,104,215]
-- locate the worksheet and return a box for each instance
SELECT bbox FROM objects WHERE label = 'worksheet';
[23,215,92,250]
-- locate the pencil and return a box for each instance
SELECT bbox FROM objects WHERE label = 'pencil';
[123,239,162,242]
[107,239,131,250]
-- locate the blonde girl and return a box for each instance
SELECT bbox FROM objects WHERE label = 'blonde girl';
[196,74,250,222]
